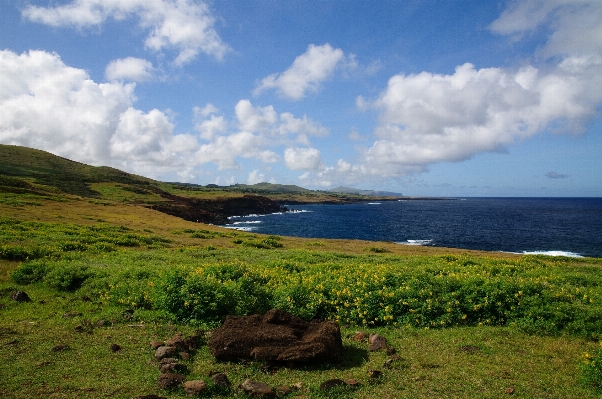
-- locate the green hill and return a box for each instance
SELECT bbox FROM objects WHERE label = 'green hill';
[0,144,154,197]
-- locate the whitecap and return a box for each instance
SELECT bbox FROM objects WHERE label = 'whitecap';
[521,250,583,258]
[368,202,381,205]
[223,226,257,232]
[396,239,433,246]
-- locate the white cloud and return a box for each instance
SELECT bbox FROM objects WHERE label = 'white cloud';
[195,115,227,140]
[106,57,154,82]
[490,0,602,58]
[22,0,230,65]
[284,147,323,171]
[355,58,602,177]
[0,49,197,178]
[254,43,347,100]
[247,170,265,185]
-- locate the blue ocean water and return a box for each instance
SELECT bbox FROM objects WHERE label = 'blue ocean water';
[227,198,602,258]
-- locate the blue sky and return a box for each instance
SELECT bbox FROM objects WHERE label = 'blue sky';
[1,0,601,196]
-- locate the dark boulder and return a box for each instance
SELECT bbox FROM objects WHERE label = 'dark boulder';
[208,309,342,364]
[10,291,31,302]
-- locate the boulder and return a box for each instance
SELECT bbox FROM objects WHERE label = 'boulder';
[239,379,275,397]
[10,291,31,302]
[154,346,177,360]
[183,380,207,396]
[368,333,388,352]
[211,372,231,388]
[157,373,185,389]
[208,309,342,364]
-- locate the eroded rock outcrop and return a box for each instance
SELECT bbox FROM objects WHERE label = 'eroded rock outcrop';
[208,309,342,364]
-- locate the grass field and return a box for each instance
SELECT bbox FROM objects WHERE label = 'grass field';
[1,146,601,398]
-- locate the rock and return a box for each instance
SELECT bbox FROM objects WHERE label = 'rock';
[150,340,164,350]
[368,369,383,379]
[319,379,345,391]
[353,331,368,342]
[275,385,290,396]
[183,380,207,396]
[239,379,275,397]
[110,343,122,352]
[159,357,179,365]
[10,291,31,302]
[208,309,342,364]
[345,379,359,387]
[155,346,177,360]
[506,387,515,395]
[180,351,190,360]
[368,333,388,352]
[159,362,187,374]
[211,373,231,388]
[157,373,185,389]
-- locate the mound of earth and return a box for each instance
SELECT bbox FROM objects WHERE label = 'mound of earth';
[208,309,342,364]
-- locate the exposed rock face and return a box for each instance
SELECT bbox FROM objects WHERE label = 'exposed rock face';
[208,309,342,364]
[151,194,286,225]
[368,333,388,352]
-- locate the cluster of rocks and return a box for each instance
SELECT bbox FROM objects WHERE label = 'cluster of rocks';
[140,309,400,397]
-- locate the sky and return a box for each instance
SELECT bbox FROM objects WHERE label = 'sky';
[1,0,601,197]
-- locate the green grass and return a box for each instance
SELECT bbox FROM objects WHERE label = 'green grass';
[1,144,602,397]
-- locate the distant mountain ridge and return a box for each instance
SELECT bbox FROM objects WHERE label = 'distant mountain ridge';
[328,186,403,197]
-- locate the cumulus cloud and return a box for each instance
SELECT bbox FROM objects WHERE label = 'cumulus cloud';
[0,50,202,178]
[254,43,347,100]
[106,57,154,81]
[247,170,265,185]
[22,0,230,65]
[284,147,323,171]
[342,0,602,180]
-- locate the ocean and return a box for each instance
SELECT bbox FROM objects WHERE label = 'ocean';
[226,197,602,258]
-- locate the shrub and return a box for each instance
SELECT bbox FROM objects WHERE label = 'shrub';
[43,263,93,291]
[10,260,49,284]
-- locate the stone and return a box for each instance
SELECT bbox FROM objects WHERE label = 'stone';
[150,340,164,350]
[239,379,275,397]
[110,343,122,352]
[208,309,342,364]
[180,351,190,360]
[183,380,207,396]
[368,333,388,352]
[368,369,383,379]
[10,291,31,302]
[319,379,345,391]
[211,373,231,388]
[353,331,368,342]
[157,373,185,389]
[506,387,515,395]
[154,346,177,360]
[159,362,187,374]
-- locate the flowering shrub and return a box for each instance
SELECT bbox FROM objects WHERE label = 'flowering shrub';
[10,248,602,337]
